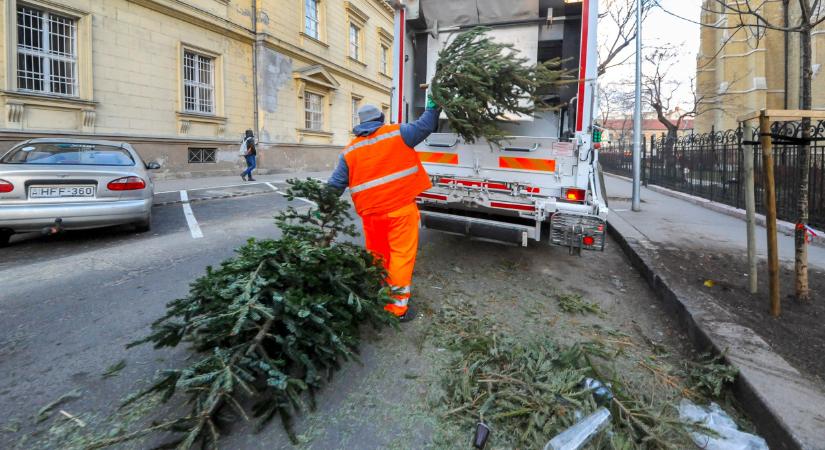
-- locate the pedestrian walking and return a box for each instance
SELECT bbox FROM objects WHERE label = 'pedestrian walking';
[240,129,257,181]
[327,95,440,321]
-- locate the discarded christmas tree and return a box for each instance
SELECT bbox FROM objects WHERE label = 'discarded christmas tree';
[430,27,569,144]
[97,179,395,449]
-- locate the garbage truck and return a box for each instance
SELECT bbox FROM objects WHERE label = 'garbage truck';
[390,0,608,252]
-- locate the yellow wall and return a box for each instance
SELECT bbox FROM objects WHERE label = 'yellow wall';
[255,0,394,146]
[0,0,395,175]
[696,0,825,132]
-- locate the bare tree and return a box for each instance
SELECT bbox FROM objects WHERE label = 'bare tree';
[643,48,700,146]
[645,49,703,154]
[598,0,655,76]
[643,47,726,181]
[598,81,635,145]
[702,0,825,302]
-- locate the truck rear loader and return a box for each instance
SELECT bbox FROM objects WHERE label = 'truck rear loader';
[390,0,608,253]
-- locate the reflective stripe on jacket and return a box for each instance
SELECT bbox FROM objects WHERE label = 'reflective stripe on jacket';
[343,124,432,216]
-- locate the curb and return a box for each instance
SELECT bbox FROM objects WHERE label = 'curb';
[604,173,825,248]
[607,213,825,450]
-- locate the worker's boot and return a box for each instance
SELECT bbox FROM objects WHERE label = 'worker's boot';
[399,305,416,323]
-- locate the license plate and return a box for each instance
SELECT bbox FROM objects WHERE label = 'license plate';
[29,185,96,199]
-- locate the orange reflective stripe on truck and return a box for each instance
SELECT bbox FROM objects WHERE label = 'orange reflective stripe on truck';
[498,157,556,172]
[418,152,459,165]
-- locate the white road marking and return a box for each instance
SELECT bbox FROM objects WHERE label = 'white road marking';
[180,190,203,239]
[156,182,273,195]
[297,197,318,207]
[264,182,279,191]
[277,191,317,207]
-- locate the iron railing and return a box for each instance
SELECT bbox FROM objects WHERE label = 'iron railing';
[600,122,825,229]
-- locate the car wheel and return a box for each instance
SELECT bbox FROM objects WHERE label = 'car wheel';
[134,215,152,233]
[0,230,12,247]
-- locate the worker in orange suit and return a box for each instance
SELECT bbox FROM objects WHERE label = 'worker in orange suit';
[327,99,440,321]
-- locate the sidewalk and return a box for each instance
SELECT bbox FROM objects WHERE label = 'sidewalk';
[605,174,825,450]
[605,175,825,269]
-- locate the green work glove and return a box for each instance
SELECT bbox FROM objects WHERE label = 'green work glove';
[426,86,437,110]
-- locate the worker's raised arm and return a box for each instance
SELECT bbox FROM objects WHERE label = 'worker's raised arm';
[400,107,440,148]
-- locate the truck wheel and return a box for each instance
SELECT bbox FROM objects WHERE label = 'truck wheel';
[0,230,12,247]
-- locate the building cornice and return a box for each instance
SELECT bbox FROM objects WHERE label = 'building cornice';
[126,0,255,43]
[372,0,394,17]
[259,34,391,94]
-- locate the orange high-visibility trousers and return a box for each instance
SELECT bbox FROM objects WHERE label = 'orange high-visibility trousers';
[361,202,420,317]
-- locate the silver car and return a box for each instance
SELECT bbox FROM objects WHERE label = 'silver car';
[0,138,160,246]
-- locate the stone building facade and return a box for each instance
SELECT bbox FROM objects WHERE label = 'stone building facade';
[695,0,825,132]
[0,0,394,178]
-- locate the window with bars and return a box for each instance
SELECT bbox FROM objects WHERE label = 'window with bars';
[16,6,77,96]
[305,0,319,39]
[351,97,361,128]
[380,45,389,75]
[183,50,215,114]
[304,92,324,130]
[188,148,217,163]
[349,24,360,61]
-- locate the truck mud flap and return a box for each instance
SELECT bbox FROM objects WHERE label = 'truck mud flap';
[420,210,536,247]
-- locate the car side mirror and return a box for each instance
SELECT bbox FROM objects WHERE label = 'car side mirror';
[146,161,161,170]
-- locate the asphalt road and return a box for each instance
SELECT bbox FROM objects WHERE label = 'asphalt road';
[0,185,305,448]
[0,186,693,449]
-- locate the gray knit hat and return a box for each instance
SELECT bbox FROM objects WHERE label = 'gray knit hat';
[357,104,383,124]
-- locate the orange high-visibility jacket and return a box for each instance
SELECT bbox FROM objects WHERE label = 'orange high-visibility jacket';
[343,124,432,216]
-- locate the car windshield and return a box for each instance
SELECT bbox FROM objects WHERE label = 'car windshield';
[0,143,135,166]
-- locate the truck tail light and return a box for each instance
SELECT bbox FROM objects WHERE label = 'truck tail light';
[563,187,586,202]
[0,179,13,193]
[582,235,595,246]
[108,176,146,191]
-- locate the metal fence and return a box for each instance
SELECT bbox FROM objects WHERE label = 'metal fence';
[600,122,825,229]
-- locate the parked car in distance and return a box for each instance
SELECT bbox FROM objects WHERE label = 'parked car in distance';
[0,138,160,246]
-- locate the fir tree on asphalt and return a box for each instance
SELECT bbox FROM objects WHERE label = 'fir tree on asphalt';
[94,179,395,449]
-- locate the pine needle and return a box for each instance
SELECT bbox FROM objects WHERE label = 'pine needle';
[102,360,126,378]
[556,293,604,316]
[36,389,82,423]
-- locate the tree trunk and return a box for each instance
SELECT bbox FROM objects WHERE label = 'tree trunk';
[796,27,812,302]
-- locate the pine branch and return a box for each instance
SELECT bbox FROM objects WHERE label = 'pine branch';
[431,27,570,144]
[108,179,396,449]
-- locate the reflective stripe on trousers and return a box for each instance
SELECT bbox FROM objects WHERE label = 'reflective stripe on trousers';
[389,285,411,308]
[361,203,420,317]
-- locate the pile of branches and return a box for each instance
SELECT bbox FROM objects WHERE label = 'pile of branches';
[98,179,395,449]
[432,303,700,449]
[430,27,569,144]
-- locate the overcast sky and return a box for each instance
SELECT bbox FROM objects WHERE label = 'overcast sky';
[600,0,702,110]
